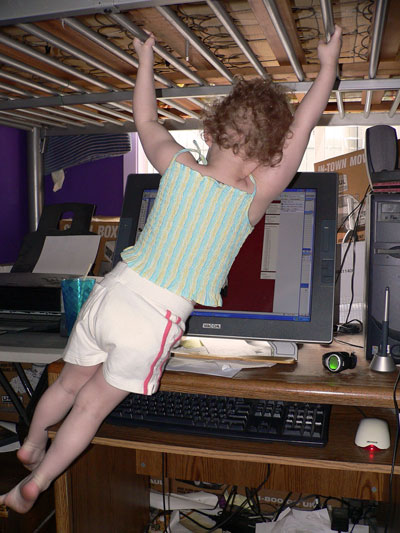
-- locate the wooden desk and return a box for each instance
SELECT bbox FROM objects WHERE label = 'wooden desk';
[47,336,400,532]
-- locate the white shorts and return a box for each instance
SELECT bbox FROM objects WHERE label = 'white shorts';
[63,261,194,395]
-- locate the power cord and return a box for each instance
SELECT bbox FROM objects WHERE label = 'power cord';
[206,467,272,531]
[178,467,273,532]
[161,453,170,533]
[333,337,363,349]
[335,186,369,333]
[385,369,400,533]
[272,491,292,521]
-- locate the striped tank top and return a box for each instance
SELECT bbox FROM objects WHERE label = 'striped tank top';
[121,149,256,306]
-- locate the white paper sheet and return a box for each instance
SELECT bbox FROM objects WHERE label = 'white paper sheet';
[150,490,218,511]
[166,357,243,377]
[173,337,272,358]
[255,508,368,532]
[166,356,275,377]
[33,235,101,275]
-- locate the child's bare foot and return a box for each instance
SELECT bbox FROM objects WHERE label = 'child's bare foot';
[0,473,44,514]
[17,441,46,471]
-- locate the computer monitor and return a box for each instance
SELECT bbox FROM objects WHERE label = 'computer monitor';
[114,171,338,350]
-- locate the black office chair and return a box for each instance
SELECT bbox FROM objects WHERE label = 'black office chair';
[11,202,96,273]
[365,125,400,192]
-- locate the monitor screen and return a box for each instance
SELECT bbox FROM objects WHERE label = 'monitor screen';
[114,171,338,345]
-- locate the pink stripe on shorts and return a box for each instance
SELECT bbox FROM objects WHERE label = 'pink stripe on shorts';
[143,311,183,395]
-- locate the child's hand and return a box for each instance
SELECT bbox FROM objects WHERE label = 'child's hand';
[133,33,155,62]
[317,25,342,68]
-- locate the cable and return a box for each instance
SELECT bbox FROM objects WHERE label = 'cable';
[273,491,292,521]
[333,337,363,349]
[161,453,171,533]
[336,186,369,283]
[245,486,267,521]
[354,405,368,419]
[336,186,369,234]
[203,466,272,531]
[335,186,370,334]
[384,369,400,533]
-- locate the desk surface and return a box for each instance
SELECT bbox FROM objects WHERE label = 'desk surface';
[1,331,399,409]
[160,335,400,408]
[0,331,66,363]
[42,332,400,408]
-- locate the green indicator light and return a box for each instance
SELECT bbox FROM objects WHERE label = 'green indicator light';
[328,356,340,370]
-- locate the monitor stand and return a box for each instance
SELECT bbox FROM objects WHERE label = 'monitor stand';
[269,341,298,359]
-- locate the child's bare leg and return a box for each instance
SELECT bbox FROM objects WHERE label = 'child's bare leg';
[1,365,128,513]
[18,362,101,471]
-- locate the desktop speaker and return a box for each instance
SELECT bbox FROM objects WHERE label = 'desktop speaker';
[365,193,400,360]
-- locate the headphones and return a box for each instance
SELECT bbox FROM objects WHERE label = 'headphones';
[322,351,357,373]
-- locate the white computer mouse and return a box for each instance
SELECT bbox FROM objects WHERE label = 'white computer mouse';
[355,418,390,450]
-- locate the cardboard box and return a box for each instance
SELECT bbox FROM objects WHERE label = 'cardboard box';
[314,149,369,241]
[335,241,366,324]
[60,216,120,275]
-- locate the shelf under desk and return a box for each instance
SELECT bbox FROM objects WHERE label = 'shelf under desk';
[91,405,398,478]
[49,404,400,532]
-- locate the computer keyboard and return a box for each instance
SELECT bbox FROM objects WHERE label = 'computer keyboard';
[107,390,331,447]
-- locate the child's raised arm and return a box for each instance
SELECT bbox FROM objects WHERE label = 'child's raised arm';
[293,25,342,131]
[255,26,342,202]
[133,34,183,174]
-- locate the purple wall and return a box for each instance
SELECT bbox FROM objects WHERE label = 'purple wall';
[44,156,125,216]
[0,126,28,264]
[1,129,135,264]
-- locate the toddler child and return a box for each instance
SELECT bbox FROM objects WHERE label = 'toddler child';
[0,25,342,513]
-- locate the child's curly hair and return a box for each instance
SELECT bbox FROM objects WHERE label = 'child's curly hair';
[202,77,293,167]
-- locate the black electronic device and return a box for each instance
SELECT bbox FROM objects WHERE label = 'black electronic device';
[113,172,338,350]
[113,173,161,266]
[322,351,357,373]
[0,202,97,333]
[365,193,400,362]
[365,125,400,193]
[11,202,96,273]
[0,272,75,333]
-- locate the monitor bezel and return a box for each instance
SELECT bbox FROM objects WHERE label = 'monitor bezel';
[115,171,338,345]
[113,173,162,267]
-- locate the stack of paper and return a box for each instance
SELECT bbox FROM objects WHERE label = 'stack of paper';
[172,337,273,362]
[167,337,289,378]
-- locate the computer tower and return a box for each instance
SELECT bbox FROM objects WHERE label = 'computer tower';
[365,192,400,360]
